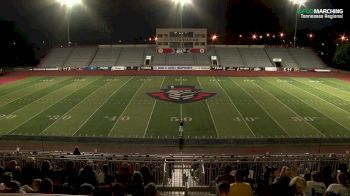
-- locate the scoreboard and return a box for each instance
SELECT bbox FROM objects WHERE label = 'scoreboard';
[156,28,207,54]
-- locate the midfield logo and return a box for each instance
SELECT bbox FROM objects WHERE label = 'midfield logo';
[147,85,216,104]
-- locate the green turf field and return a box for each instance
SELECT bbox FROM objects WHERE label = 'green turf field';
[0,76,350,139]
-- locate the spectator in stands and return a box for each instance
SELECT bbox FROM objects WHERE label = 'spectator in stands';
[20,157,40,186]
[289,176,307,196]
[218,181,230,196]
[140,166,154,186]
[216,165,235,184]
[39,160,54,180]
[111,182,126,196]
[32,178,42,193]
[60,160,77,187]
[97,164,109,184]
[116,162,132,187]
[73,146,81,155]
[269,166,291,196]
[77,160,98,188]
[3,180,23,193]
[144,182,160,196]
[79,183,95,196]
[130,171,144,196]
[4,160,20,181]
[326,173,350,196]
[305,171,326,196]
[228,169,253,196]
[40,178,53,194]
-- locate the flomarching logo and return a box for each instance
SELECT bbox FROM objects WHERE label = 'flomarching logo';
[147,85,216,104]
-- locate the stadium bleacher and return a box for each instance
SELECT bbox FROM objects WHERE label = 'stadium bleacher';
[39,45,327,70]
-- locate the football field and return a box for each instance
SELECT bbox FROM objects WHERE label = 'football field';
[1,76,350,139]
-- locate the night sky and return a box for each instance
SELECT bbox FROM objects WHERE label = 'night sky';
[0,0,336,46]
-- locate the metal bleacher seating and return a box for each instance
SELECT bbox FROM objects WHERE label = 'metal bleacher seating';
[239,47,274,68]
[40,48,73,68]
[89,46,122,67]
[116,46,145,66]
[265,47,298,68]
[144,47,166,65]
[288,47,326,69]
[63,47,98,68]
[166,53,195,65]
[214,47,245,67]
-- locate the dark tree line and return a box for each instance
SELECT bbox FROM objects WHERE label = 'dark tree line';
[0,20,37,67]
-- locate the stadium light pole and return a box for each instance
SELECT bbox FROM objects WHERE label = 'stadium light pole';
[290,0,306,48]
[57,0,82,47]
[171,0,191,49]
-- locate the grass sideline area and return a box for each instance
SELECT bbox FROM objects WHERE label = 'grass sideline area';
[0,76,350,142]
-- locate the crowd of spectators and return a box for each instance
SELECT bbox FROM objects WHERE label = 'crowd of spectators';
[215,165,350,196]
[0,157,160,196]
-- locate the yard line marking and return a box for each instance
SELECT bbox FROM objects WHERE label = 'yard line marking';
[72,77,134,136]
[6,78,93,135]
[108,78,147,136]
[0,77,74,120]
[231,78,290,137]
[320,78,350,95]
[0,77,61,108]
[292,78,350,103]
[288,79,350,116]
[40,77,109,135]
[144,77,166,137]
[197,77,219,138]
[180,76,183,119]
[215,78,256,137]
[253,81,325,137]
[264,78,350,131]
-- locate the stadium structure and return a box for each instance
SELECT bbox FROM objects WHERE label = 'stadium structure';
[1,28,350,195]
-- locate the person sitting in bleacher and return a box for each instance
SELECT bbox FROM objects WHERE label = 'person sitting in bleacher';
[228,169,253,196]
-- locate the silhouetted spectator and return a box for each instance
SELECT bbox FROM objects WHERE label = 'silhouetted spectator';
[40,178,53,194]
[115,162,132,187]
[20,158,40,186]
[269,166,291,196]
[130,171,144,196]
[289,176,307,196]
[3,180,23,193]
[306,171,326,196]
[111,183,126,196]
[144,183,160,196]
[73,146,81,155]
[216,165,235,184]
[79,183,95,196]
[60,160,77,186]
[218,181,230,196]
[140,166,155,186]
[39,160,54,180]
[4,160,20,181]
[326,173,350,196]
[97,164,109,184]
[77,160,98,188]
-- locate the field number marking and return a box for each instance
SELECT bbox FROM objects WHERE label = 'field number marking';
[72,79,86,82]
[244,79,255,82]
[290,116,319,122]
[104,116,130,121]
[139,78,152,82]
[47,115,72,121]
[0,114,17,120]
[175,78,187,82]
[233,117,259,122]
[309,80,322,83]
[41,79,54,82]
[276,79,288,83]
[210,79,222,82]
[170,116,192,122]
[104,78,120,82]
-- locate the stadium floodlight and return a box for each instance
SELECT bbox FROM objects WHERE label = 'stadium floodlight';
[57,0,83,47]
[57,0,82,8]
[289,0,307,48]
[340,35,347,42]
[308,33,313,39]
[252,34,257,40]
[170,0,192,49]
[211,34,218,41]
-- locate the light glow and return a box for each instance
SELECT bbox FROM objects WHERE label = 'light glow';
[57,0,82,7]
[172,0,191,6]
[290,0,307,6]
[211,34,218,41]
